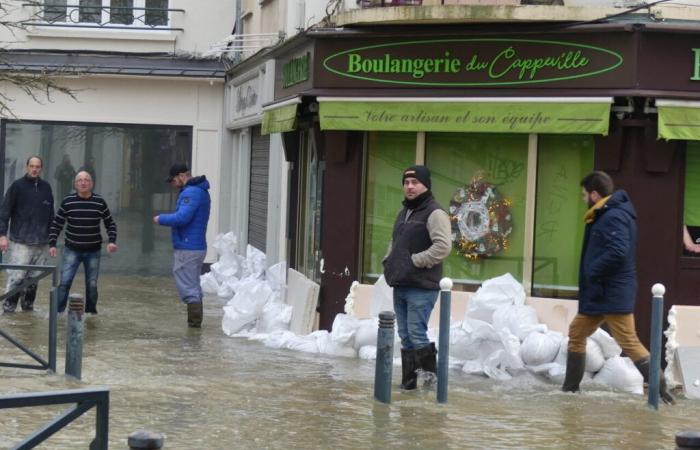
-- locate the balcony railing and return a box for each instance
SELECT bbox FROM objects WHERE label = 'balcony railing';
[22,2,185,31]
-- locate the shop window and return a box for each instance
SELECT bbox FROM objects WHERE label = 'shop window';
[684,142,700,256]
[361,132,417,280]
[532,135,594,298]
[1,121,191,276]
[425,133,529,286]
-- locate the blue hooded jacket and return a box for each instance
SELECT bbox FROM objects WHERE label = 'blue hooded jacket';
[158,175,211,250]
[578,189,638,315]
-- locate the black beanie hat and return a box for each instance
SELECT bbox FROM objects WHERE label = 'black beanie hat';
[402,165,431,190]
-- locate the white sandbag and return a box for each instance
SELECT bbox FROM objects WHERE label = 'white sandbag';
[266,262,287,292]
[370,275,394,318]
[483,349,513,381]
[221,281,273,335]
[211,260,239,284]
[492,304,540,341]
[257,301,292,333]
[222,305,256,336]
[200,272,219,294]
[593,356,644,394]
[311,330,331,354]
[359,345,377,360]
[243,245,267,279]
[331,313,360,347]
[465,273,526,323]
[590,328,622,359]
[285,334,320,353]
[462,317,498,341]
[343,281,359,316]
[217,281,234,299]
[585,338,606,373]
[212,232,238,257]
[324,341,358,358]
[450,324,481,361]
[462,359,486,376]
[528,362,567,384]
[353,318,378,350]
[520,330,563,366]
[498,328,524,371]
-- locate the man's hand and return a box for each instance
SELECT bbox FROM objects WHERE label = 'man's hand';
[0,236,7,253]
[153,215,160,224]
[49,247,57,257]
[107,243,118,253]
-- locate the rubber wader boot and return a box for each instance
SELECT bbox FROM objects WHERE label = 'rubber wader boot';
[3,292,20,313]
[187,302,203,328]
[21,284,37,311]
[400,348,418,390]
[634,357,676,405]
[416,342,438,387]
[562,351,586,393]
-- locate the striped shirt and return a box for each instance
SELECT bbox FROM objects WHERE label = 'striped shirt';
[49,193,117,251]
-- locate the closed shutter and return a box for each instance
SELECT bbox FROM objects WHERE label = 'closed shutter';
[248,125,270,252]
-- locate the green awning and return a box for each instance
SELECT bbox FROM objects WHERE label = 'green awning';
[658,100,700,141]
[261,99,299,135]
[318,97,612,135]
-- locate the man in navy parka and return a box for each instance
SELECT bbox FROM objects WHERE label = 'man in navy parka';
[154,163,210,328]
[561,171,674,404]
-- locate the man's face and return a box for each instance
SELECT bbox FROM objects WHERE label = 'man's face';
[26,158,42,178]
[171,173,186,188]
[582,187,599,208]
[403,177,427,200]
[74,172,93,195]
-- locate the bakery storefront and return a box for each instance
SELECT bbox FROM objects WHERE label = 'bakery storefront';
[267,25,700,339]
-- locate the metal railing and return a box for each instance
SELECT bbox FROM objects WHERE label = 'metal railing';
[0,387,109,450]
[0,264,58,372]
[21,2,185,31]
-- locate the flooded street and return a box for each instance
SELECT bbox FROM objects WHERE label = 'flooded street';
[2,274,700,449]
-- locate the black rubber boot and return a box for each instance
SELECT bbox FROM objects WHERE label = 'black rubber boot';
[187,303,203,328]
[400,348,418,390]
[3,292,20,313]
[634,357,676,405]
[416,342,438,387]
[562,351,586,393]
[21,284,37,311]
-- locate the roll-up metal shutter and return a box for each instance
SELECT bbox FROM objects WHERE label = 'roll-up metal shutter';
[248,125,270,252]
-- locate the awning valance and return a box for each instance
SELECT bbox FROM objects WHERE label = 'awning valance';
[318,97,613,135]
[261,97,301,135]
[657,99,700,141]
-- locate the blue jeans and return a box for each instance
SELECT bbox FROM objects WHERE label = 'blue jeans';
[57,248,101,313]
[173,249,206,304]
[393,286,438,350]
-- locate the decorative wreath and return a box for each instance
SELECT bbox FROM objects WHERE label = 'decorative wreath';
[448,174,513,260]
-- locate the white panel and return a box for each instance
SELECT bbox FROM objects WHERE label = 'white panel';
[287,268,319,335]
[194,128,222,263]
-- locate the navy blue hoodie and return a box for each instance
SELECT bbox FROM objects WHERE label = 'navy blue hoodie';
[578,189,638,315]
[0,175,54,245]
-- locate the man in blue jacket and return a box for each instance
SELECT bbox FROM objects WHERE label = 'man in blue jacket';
[0,156,54,313]
[562,171,674,404]
[154,163,211,328]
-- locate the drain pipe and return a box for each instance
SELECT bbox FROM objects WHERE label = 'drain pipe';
[65,294,85,380]
[648,283,665,410]
[437,278,452,404]
[374,311,395,404]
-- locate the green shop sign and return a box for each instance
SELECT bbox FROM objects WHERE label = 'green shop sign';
[322,39,623,86]
[282,52,310,88]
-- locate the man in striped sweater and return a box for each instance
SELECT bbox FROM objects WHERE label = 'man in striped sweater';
[48,171,118,314]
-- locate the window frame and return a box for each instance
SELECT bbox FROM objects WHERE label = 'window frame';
[40,0,171,29]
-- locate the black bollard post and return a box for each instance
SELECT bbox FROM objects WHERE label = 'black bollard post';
[648,283,665,410]
[676,430,700,449]
[128,430,164,449]
[374,311,395,404]
[437,277,453,404]
[65,293,84,380]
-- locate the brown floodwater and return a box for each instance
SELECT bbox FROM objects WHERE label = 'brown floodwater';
[1,274,699,449]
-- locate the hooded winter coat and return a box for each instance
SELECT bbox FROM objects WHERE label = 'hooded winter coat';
[158,176,211,250]
[578,189,638,315]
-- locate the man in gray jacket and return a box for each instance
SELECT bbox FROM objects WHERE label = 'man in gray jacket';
[383,165,451,390]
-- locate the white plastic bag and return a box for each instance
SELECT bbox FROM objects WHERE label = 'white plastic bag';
[330,314,360,347]
[520,330,562,366]
[465,273,526,323]
[257,301,292,333]
[200,272,219,294]
[492,304,540,341]
[266,262,287,293]
[590,328,622,359]
[353,318,378,350]
[593,356,643,394]
[585,338,606,373]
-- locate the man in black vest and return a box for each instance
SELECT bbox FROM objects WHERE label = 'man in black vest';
[383,165,451,390]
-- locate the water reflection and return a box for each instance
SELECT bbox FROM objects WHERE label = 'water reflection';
[1,275,700,449]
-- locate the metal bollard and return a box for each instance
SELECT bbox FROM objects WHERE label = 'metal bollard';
[374,311,395,404]
[676,430,700,449]
[128,429,164,449]
[65,293,85,380]
[648,283,665,410]
[437,277,452,404]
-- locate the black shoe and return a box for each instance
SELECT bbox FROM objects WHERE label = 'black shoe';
[562,351,586,393]
[416,342,437,377]
[634,357,676,405]
[187,303,203,328]
[400,348,418,390]
[20,284,37,311]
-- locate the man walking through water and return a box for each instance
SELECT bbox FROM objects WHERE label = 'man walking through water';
[49,171,118,314]
[0,156,54,313]
[562,170,675,404]
[154,163,210,328]
[383,165,451,390]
